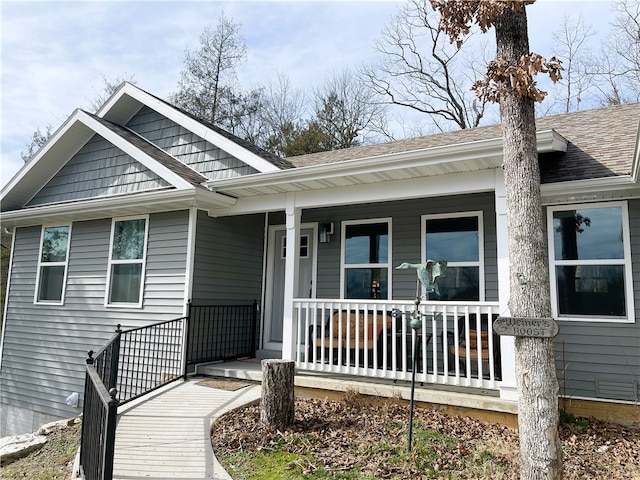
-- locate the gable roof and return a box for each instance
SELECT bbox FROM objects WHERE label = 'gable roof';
[1,109,208,212]
[97,82,294,172]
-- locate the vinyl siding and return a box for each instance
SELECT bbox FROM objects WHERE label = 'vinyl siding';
[553,199,640,402]
[0,211,190,435]
[126,106,259,180]
[191,210,265,304]
[298,193,498,302]
[28,134,169,206]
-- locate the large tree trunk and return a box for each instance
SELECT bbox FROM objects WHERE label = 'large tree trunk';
[260,359,295,431]
[495,6,562,480]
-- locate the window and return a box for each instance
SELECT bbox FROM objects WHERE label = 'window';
[422,212,483,301]
[548,202,634,322]
[341,219,391,299]
[35,225,71,303]
[281,235,309,259]
[106,216,148,306]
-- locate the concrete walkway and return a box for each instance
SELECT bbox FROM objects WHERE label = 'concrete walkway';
[112,379,261,480]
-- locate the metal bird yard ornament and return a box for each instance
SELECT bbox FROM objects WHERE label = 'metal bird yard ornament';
[396,260,448,299]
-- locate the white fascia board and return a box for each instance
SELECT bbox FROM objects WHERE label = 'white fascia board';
[541,175,638,204]
[95,81,132,118]
[208,138,505,191]
[210,169,497,217]
[206,130,566,193]
[77,111,195,190]
[1,188,236,228]
[1,109,89,199]
[97,83,281,174]
[537,129,568,153]
[630,119,640,182]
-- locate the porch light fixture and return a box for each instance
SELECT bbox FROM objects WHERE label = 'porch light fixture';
[319,222,334,243]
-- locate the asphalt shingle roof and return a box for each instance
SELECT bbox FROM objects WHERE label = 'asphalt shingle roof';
[289,103,640,184]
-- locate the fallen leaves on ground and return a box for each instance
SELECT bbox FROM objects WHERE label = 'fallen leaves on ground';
[212,391,640,479]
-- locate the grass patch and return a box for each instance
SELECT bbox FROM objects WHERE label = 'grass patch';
[1,421,81,480]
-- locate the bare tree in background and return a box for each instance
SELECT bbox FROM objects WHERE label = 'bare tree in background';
[260,74,308,157]
[363,0,490,131]
[313,69,389,149]
[171,11,248,131]
[551,15,595,113]
[20,125,54,162]
[21,74,137,162]
[431,0,563,478]
[596,0,640,104]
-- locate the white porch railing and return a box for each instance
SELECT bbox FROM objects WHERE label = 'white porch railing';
[294,299,502,390]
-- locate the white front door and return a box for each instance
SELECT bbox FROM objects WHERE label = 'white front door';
[264,225,316,351]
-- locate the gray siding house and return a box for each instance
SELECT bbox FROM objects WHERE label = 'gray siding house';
[1,83,638,436]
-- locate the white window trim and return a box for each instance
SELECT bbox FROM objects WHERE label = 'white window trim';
[105,215,149,308]
[340,217,392,300]
[421,211,485,301]
[547,201,634,323]
[34,224,72,305]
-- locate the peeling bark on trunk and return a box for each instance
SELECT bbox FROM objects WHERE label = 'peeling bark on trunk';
[495,6,562,480]
[260,359,295,431]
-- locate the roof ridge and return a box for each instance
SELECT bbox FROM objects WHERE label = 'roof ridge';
[123,84,296,170]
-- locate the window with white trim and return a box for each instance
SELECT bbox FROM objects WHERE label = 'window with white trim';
[422,212,484,301]
[106,216,148,306]
[281,234,310,259]
[35,225,71,304]
[548,202,634,322]
[341,219,391,299]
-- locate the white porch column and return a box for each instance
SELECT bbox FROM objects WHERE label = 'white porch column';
[282,193,301,361]
[495,168,518,401]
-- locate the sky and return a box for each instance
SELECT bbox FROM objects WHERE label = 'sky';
[0,0,616,188]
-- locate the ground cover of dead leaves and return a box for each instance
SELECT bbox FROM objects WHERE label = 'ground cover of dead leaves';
[212,391,639,479]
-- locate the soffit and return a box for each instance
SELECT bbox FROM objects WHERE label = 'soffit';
[207,130,565,199]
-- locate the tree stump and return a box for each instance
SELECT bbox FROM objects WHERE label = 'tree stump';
[260,359,295,430]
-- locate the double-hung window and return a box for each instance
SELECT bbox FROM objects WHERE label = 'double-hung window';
[422,212,483,301]
[35,225,71,304]
[548,202,634,322]
[106,216,148,307]
[341,219,391,299]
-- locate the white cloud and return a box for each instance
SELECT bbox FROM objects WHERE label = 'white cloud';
[1,0,614,187]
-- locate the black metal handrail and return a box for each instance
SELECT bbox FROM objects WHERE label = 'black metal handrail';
[117,317,186,404]
[79,301,259,478]
[185,300,258,370]
[79,352,119,480]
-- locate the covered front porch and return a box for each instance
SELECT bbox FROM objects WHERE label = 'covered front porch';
[195,132,562,403]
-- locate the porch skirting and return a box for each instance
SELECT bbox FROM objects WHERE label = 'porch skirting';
[196,360,519,429]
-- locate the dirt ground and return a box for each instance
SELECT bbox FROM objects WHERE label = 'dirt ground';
[212,392,640,479]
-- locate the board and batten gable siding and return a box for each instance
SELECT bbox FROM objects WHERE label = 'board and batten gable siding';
[191,210,265,304]
[28,133,170,206]
[553,199,640,403]
[299,193,498,302]
[126,106,259,180]
[0,211,190,436]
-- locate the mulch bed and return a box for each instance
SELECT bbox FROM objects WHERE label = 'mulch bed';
[212,391,640,479]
